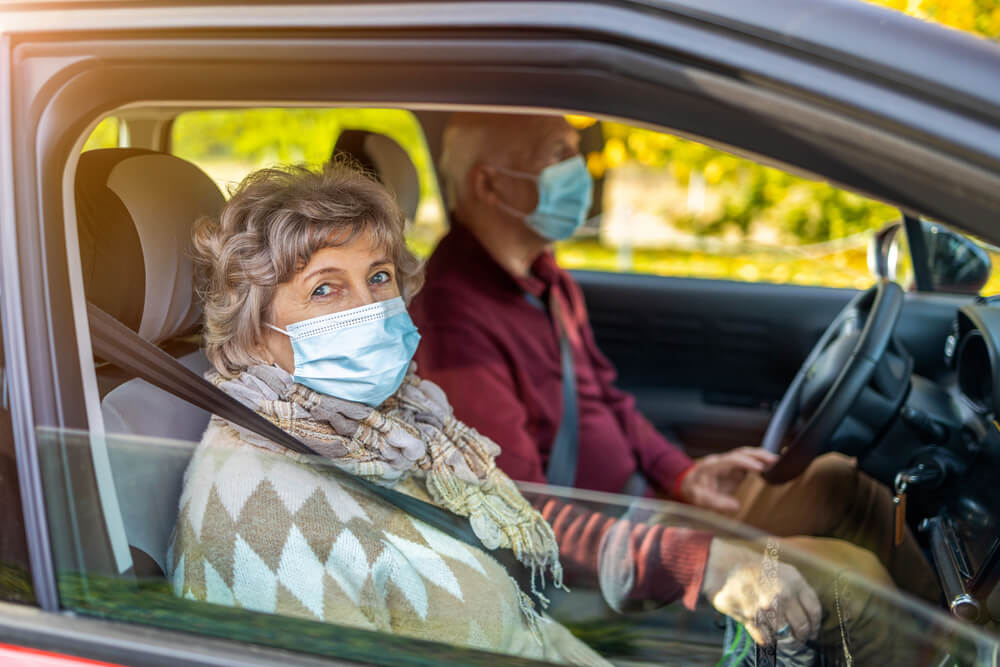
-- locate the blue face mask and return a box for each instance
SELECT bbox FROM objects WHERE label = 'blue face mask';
[494,155,594,241]
[268,296,421,407]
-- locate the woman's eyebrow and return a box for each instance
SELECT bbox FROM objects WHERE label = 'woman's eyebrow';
[300,266,344,284]
[369,258,392,270]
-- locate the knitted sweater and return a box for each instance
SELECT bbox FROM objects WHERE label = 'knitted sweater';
[167,420,607,666]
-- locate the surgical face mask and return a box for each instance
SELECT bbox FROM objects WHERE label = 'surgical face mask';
[267,296,420,407]
[494,155,594,241]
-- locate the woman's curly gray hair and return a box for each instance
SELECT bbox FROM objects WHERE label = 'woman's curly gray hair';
[193,161,423,378]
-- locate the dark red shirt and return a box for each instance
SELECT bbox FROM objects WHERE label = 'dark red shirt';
[411,223,710,609]
[411,223,694,495]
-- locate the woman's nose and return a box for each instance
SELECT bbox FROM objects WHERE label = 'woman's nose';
[343,284,377,310]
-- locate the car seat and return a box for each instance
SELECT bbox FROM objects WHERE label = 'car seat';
[76,148,224,577]
[331,129,420,222]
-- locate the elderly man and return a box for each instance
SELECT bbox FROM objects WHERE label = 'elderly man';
[410,112,939,604]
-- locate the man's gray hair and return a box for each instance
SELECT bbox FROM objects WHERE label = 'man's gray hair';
[438,120,491,212]
[193,160,423,378]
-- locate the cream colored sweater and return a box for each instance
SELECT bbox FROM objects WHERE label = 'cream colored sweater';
[167,420,607,666]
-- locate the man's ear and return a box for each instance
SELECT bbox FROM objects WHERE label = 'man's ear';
[470,163,499,208]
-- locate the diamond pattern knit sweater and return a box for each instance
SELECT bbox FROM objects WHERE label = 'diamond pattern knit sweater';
[167,419,608,665]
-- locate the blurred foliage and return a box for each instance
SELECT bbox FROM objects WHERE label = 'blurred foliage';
[82,117,119,152]
[867,0,1000,39]
[80,0,1000,293]
[57,570,731,664]
[0,561,34,604]
[555,240,876,290]
[592,124,899,245]
[56,571,550,667]
[172,108,440,200]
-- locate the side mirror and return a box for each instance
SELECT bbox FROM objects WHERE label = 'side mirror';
[921,221,991,294]
[867,222,903,280]
[869,220,992,294]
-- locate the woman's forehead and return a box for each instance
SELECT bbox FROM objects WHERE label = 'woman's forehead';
[298,234,391,274]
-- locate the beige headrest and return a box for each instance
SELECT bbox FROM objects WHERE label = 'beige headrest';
[332,130,421,222]
[76,149,225,343]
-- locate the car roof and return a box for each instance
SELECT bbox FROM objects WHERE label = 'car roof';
[3,0,997,121]
[651,0,1000,118]
[4,0,1000,240]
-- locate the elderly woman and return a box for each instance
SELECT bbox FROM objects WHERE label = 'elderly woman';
[167,162,605,664]
[168,162,908,666]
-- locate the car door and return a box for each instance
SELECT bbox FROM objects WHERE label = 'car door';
[577,272,971,458]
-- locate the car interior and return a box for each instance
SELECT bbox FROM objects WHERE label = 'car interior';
[44,104,1000,664]
[3,1,1000,663]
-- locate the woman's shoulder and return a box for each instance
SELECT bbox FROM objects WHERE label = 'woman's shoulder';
[182,419,375,527]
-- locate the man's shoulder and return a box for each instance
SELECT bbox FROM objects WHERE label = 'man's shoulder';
[414,260,521,327]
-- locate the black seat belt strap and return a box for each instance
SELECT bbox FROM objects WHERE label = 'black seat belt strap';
[86,302,508,568]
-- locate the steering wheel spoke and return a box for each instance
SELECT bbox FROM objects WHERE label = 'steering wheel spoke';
[763,280,906,483]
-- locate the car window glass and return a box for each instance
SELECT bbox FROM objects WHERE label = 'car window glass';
[35,427,997,665]
[170,108,447,258]
[557,118,900,290]
[83,117,122,151]
[0,323,34,604]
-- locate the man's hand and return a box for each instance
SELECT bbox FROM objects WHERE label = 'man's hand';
[702,539,822,646]
[677,447,777,514]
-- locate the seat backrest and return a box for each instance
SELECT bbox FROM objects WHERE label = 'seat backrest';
[76,148,224,575]
[332,129,421,222]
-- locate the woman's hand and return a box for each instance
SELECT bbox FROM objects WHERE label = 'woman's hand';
[677,447,777,513]
[701,539,821,646]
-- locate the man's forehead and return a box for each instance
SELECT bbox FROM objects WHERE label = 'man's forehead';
[455,112,578,165]
[527,115,577,143]
[506,115,578,162]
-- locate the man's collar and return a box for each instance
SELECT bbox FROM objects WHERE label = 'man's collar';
[446,219,558,298]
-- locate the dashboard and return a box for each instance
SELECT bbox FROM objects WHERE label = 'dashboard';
[934,304,1000,625]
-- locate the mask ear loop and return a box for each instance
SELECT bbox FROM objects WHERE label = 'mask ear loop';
[265,323,291,337]
[489,164,537,222]
[492,164,538,182]
[495,198,532,222]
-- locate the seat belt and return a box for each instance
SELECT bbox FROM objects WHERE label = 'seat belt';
[527,292,647,497]
[525,293,578,488]
[86,302,542,597]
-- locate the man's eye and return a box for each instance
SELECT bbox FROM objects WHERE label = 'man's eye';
[370,270,393,285]
[312,283,334,297]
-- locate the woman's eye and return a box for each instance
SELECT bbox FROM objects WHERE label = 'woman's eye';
[369,270,393,286]
[312,283,334,298]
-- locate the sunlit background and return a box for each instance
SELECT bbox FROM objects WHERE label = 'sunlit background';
[82,0,1000,294]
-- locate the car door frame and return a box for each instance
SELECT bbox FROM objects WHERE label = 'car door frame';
[4,0,1000,659]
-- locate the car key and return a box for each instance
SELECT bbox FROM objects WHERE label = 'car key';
[893,474,909,547]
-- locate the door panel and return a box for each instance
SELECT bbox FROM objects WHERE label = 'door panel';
[574,270,970,458]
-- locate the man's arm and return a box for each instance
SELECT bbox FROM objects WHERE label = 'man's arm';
[534,495,711,610]
[415,321,547,484]
[573,298,694,496]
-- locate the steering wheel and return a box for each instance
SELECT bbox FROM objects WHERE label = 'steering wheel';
[762,279,910,483]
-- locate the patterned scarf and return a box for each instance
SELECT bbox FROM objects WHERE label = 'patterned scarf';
[210,363,564,609]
